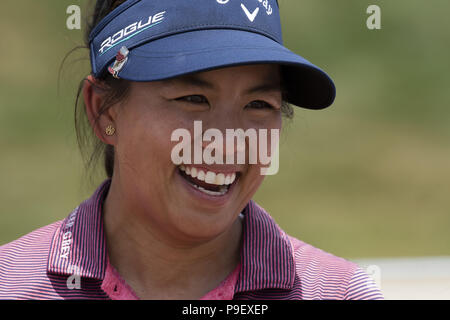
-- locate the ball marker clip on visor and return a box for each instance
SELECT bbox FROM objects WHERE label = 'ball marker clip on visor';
[108,46,130,78]
[89,0,336,109]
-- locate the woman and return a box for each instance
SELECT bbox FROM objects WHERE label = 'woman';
[0,0,383,300]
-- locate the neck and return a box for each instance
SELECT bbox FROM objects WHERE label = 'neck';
[102,178,243,299]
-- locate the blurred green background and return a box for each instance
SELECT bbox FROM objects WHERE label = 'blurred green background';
[0,0,449,259]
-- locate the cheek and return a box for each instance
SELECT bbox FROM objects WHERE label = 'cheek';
[243,114,281,189]
[245,110,282,131]
[247,113,282,161]
[115,108,181,177]
[237,165,265,206]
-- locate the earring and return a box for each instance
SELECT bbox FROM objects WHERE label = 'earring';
[105,125,116,136]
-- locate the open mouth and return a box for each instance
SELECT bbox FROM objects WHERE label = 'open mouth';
[178,165,240,197]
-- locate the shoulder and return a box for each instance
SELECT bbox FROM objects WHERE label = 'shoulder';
[240,201,384,300]
[0,221,61,260]
[0,221,63,299]
[287,235,384,300]
[0,220,61,256]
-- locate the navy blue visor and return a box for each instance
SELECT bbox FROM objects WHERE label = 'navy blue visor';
[89,0,336,109]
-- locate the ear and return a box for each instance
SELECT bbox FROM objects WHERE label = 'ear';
[83,75,117,145]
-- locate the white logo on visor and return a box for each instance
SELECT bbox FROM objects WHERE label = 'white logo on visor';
[217,0,230,4]
[99,11,166,55]
[241,4,259,22]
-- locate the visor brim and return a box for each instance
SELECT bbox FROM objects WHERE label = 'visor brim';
[110,29,336,109]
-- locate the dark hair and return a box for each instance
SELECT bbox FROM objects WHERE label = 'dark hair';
[74,0,293,180]
[75,0,130,180]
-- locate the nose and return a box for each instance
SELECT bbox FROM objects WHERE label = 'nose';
[198,112,241,166]
[198,102,258,166]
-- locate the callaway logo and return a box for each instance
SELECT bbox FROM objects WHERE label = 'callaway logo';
[218,0,273,23]
[241,4,259,22]
[258,0,273,15]
[99,11,166,54]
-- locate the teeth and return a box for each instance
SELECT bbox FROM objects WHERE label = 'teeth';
[197,170,205,181]
[190,183,228,196]
[205,171,215,184]
[215,173,225,185]
[230,173,236,185]
[179,166,237,186]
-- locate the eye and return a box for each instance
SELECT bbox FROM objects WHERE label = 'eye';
[176,95,209,104]
[246,100,276,110]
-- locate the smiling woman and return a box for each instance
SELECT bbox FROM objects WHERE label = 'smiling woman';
[0,0,383,300]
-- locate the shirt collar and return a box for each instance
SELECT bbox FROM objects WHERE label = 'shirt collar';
[235,200,296,292]
[47,180,296,291]
[47,180,110,279]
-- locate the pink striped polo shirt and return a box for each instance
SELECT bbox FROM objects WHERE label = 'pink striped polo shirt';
[0,180,383,300]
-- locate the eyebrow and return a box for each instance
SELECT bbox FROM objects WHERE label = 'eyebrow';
[169,74,282,95]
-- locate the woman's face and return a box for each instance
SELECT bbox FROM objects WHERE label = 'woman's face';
[111,64,283,242]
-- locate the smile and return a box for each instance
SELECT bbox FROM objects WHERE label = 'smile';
[178,165,239,197]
